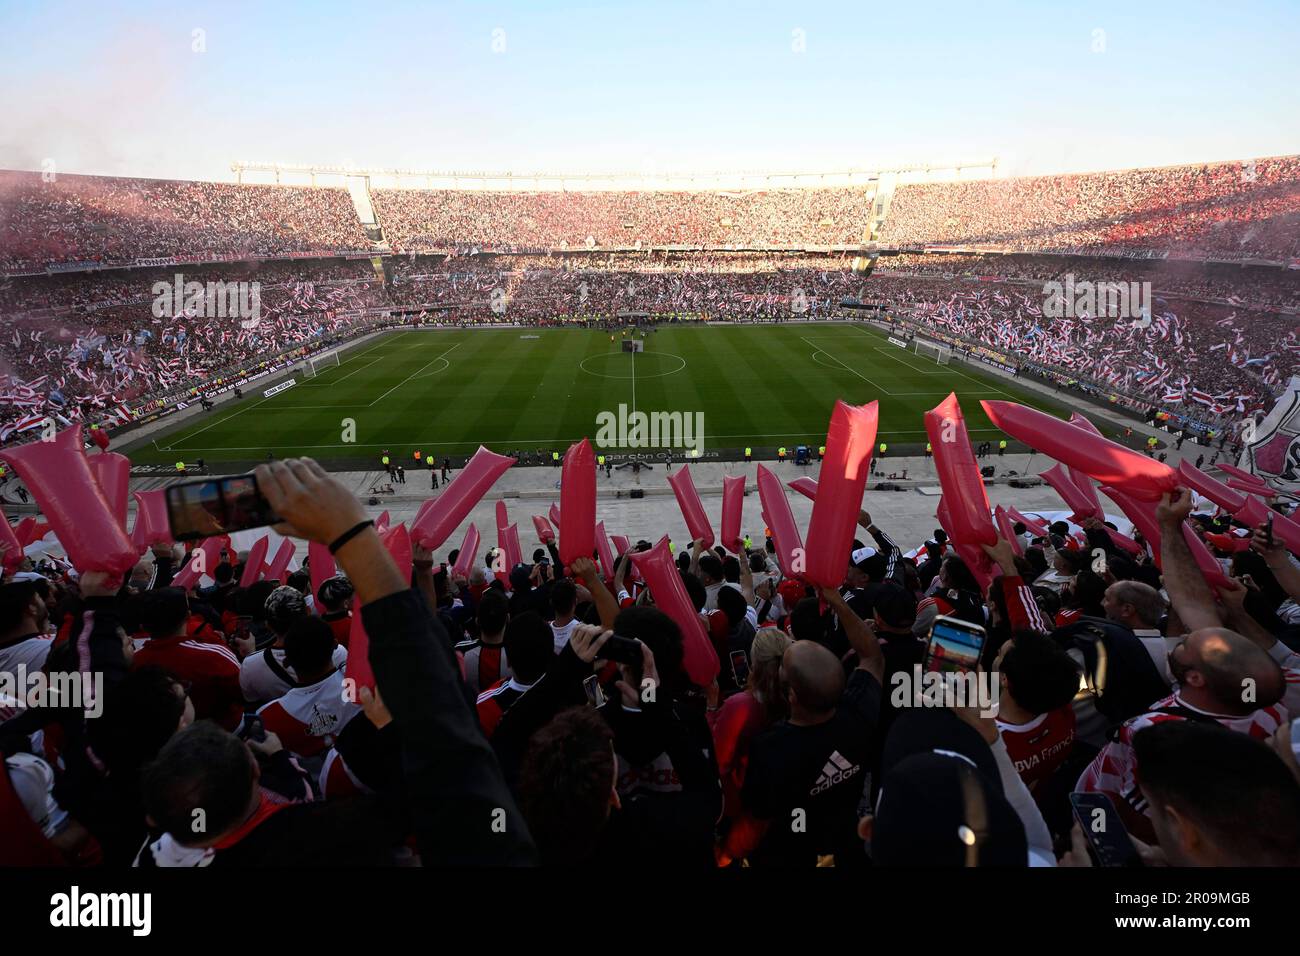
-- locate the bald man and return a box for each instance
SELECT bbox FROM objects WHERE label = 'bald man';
[733,639,882,867]
[1101,579,1177,682]
[1076,626,1289,843]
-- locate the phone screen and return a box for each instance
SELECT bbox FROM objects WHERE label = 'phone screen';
[582,674,606,709]
[166,474,281,541]
[924,616,986,675]
[729,649,750,688]
[1070,792,1142,867]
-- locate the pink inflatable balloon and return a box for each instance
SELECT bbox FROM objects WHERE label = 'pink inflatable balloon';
[933,495,994,594]
[787,476,819,502]
[993,505,1024,556]
[1068,412,1103,437]
[595,520,615,579]
[721,474,746,553]
[756,465,805,578]
[1040,463,1102,523]
[1227,478,1273,498]
[559,439,596,566]
[239,536,271,587]
[805,400,879,590]
[982,400,1178,501]
[1103,526,1145,557]
[14,517,38,548]
[1,518,22,573]
[265,538,296,584]
[628,536,718,687]
[308,540,336,611]
[925,394,996,585]
[611,534,631,558]
[495,500,509,533]
[1213,461,1268,487]
[88,452,131,529]
[451,523,480,578]
[375,511,391,535]
[348,522,416,693]
[499,523,522,572]
[1101,486,1229,588]
[1176,460,1249,513]
[667,465,715,550]
[0,425,137,575]
[1007,508,1049,538]
[171,535,230,591]
[531,514,556,544]
[130,489,173,552]
[410,446,515,550]
[548,502,561,528]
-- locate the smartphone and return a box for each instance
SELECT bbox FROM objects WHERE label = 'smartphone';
[924,615,987,675]
[166,474,281,541]
[582,674,606,709]
[597,634,643,665]
[730,649,750,688]
[1069,792,1142,867]
[238,714,267,743]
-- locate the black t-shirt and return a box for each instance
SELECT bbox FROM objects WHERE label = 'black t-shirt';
[741,669,881,866]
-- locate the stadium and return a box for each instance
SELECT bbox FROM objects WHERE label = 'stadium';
[1,0,1299,914]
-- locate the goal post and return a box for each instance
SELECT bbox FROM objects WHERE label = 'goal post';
[305,351,341,378]
[914,339,953,365]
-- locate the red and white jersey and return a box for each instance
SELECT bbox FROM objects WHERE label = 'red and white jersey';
[133,634,243,730]
[997,705,1076,792]
[1076,692,1288,839]
[257,669,363,760]
[240,644,347,709]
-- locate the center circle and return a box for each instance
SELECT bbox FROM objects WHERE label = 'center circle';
[579,351,687,379]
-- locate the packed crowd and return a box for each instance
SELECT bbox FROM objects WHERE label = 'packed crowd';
[878,155,1300,262]
[3,454,1298,868]
[0,172,371,272]
[371,186,877,251]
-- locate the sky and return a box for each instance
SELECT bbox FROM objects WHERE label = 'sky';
[1,0,1298,184]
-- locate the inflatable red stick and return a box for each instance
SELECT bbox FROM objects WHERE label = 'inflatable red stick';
[628,536,718,687]
[756,465,805,578]
[130,489,173,552]
[495,500,509,534]
[451,523,480,578]
[787,476,819,501]
[499,522,522,571]
[1101,486,1229,588]
[347,523,413,694]
[1040,463,1101,523]
[925,393,996,586]
[1176,460,1248,512]
[308,540,336,610]
[667,464,715,550]
[1,518,22,573]
[558,439,596,566]
[805,400,878,590]
[410,446,515,550]
[375,511,391,535]
[548,502,561,528]
[993,505,1024,556]
[88,452,131,529]
[611,534,631,558]
[721,475,746,553]
[239,535,271,587]
[0,425,136,575]
[170,535,231,591]
[982,400,1178,501]
[595,520,615,579]
[265,538,297,584]
[532,514,556,544]
[1007,508,1049,538]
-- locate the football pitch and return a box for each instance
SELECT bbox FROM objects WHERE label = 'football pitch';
[122,322,1109,467]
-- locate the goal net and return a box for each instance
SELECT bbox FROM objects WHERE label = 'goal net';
[914,339,953,365]
[305,352,341,378]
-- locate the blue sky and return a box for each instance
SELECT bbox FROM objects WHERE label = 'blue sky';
[1,0,1297,182]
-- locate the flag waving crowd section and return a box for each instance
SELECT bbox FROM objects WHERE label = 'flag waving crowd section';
[2,393,1299,869]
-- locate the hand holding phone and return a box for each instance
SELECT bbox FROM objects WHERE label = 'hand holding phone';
[166,474,281,541]
[1069,792,1142,867]
[924,615,987,675]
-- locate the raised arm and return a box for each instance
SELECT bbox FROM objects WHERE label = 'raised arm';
[1155,488,1220,632]
[570,555,620,629]
[820,587,884,682]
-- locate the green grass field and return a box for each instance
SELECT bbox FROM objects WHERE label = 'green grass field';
[121,322,1113,467]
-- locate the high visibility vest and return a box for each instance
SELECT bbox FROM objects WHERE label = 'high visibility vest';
[175,461,185,471]
[743,535,753,550]
[414,451,422,460]
[552,452,560,461]
[999,440,1007,449]
[745,447,752,456]
[598,455,606,466]
[926,442,932,452]
[778,447,786,456]
[381,456,390,465]
[879,443,887,452]
[818,446,826,456]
